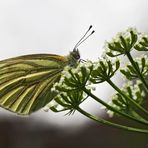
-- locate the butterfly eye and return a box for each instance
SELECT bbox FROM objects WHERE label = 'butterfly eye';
[76,52,80,60]
[71,48,80,60]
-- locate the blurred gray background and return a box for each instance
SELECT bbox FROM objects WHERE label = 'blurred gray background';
[0,0,148,148]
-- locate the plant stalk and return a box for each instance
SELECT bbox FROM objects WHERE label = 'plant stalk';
[77,107,148,134]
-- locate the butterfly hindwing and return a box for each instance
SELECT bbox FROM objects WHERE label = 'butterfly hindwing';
[0,54,67,115]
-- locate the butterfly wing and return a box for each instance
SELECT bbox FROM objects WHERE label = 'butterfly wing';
[0,54,68,115]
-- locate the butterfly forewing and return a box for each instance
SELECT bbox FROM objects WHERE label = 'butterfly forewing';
[0,54,67,115]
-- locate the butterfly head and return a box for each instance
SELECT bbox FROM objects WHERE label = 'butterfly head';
[67,48,80,67]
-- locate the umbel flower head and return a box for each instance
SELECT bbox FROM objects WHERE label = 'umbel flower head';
[44,61,94,114]
[90,57,120,83]
[120,54,148,80]
[107,80,145,117]
[44,57,120,114]
[134,33,148,51]
[104,28,138,57]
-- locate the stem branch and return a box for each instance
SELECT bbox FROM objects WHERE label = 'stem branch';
[77,107,148,134]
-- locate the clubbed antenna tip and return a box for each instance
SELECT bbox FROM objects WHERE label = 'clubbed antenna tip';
[74,25,95,49]
[89,25,93,30]
[91,30,95,34]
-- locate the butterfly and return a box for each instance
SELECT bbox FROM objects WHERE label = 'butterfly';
[0,26,94,115]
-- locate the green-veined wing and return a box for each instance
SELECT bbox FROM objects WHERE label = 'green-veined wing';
[0,54,69,115]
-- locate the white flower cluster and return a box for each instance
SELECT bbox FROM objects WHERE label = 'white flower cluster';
[121,54,148,77]
[106,80,145,117]
[106,95,122,117]
[135,32,148,48]
[103,40,120,57]
[44,61,95,112]
[103,27,138,56]
[43,98,64,112]
[95,57,119,72]
[122,80,145,102]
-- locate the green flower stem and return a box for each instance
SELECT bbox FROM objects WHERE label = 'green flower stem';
[126,52,148,91]
[107,79,148,116]
[76,107,148,134]
[83,87,148,125]
[130,110,148,121]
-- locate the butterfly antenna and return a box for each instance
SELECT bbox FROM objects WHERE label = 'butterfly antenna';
[74,25,95,49]
[77,30,95,47]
